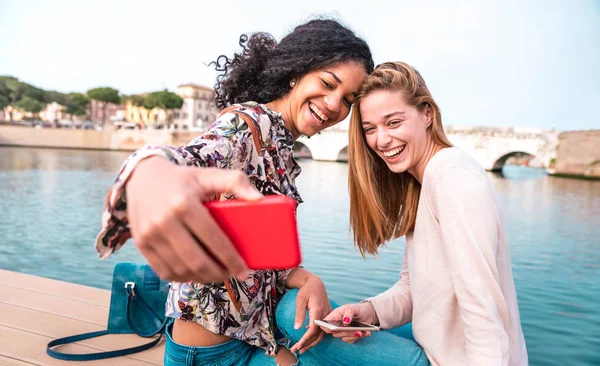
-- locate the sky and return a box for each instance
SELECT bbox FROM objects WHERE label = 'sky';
[0,0,598,131]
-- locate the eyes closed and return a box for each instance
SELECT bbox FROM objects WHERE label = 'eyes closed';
[321,78,354,108]
[362,119,403,134]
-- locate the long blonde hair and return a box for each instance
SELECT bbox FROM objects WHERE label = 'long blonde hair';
[348,62,453,257]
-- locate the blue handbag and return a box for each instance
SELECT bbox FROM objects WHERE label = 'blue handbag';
[46,263,170,361]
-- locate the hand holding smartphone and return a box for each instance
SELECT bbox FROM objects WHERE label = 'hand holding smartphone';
[204,195,301,270]
[314,319,380,332]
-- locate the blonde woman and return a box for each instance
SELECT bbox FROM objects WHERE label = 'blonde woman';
[277,62,528,365]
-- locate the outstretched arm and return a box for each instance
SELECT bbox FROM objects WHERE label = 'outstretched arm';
[95,111,263,284]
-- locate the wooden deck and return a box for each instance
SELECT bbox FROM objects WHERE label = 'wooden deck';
[0,269,164,365]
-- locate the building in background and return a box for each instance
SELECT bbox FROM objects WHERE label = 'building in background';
[122,84,218,130]
[174,83,218,130]
[88,99,126,126]
[39,102,67,123]
[2,105,30,121]
[124,94,165,128]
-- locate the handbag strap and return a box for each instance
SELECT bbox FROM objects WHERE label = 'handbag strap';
[220,105,264,152]
[126,283,169,337]
[46,330,163,361]
[46,286,168,361]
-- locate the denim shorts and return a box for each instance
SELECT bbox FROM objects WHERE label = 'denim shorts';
[164,321,287,366]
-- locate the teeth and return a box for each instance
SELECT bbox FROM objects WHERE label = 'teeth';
[383,146,405,158]
[310,104,328,123]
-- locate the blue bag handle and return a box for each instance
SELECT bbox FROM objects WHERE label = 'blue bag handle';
[46,282,168,361]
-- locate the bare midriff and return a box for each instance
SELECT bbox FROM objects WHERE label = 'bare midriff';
[171,319,232,346]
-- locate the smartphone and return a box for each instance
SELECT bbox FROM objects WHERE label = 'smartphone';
[204,195,301,270]
[314,319,380,332]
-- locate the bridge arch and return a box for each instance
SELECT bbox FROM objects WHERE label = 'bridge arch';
[293,141,313,159]
[336,146,349,162]
[491,151,535,172]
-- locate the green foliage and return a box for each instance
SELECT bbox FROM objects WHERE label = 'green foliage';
[68,92,90,106]
[0,95,8,110]
[147,90,184,110]
[87,87,120,105]
[0,76,48,109]
[44,90,69,105]
[23,85,45,102]
[15,96,44,114]
[0,76,27,104]
[66,93,90,116]
[144,90,184,126]
[120,94,148,108]
[0,77,11,100]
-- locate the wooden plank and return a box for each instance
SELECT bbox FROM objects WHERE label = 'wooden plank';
[0,270,109,306]
[0,325,162,366]
[0,271,164,365]
[0,304,164,365]
[0,285,108,326]
[0,353,40,366]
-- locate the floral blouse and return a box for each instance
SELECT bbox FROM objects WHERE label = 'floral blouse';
[94,102,303,354]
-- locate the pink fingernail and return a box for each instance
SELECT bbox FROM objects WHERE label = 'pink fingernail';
[343,317,351,324]
[355,331,362,337]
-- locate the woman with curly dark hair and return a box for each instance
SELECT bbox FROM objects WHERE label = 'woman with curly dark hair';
[95,18,374,365]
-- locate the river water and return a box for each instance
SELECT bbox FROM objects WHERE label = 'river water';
[0,147,598,365]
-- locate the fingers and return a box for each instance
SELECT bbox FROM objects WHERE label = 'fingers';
[342,307,355,325]
[291,325,318,353]
[292,316,323,354]
[183,200,249,281]
[339,331,370,344]
[136,241,180,281]
[165,220,230,283]
[293,293,309,330]
[322,306,344,322]
[341,335,360,344]
[290,292,311,352]
[196,168,263,201]
[297,329,324,354]
[292,292,327,353]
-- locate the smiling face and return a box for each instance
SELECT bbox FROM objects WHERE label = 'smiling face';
[360,89,432,177]
[270,61,367,139]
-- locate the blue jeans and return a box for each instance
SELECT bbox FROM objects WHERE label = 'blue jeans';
[164,320,282,365]
[276,289,431,366]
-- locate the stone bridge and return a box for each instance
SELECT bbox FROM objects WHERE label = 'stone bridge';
[297,122,558,172]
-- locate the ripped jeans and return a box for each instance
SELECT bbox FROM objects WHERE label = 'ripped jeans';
[275,289,431,366]
[164,289,429,365]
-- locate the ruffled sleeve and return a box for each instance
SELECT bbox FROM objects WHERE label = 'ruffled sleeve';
[95,108,262,259]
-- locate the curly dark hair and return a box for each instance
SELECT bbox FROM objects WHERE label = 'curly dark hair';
[211,19,374,109]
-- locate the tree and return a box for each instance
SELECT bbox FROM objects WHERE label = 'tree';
[147,90,183,128]
[87,87,120,126]
[44,90,69,106]
[15,96,44,120]
[65,93,90,118]
[23,85,46,102]
[0,76,49,120]
[0,95,8,111]
[0,77,26,120]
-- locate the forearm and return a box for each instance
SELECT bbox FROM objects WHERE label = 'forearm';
[285,267,319,289]
[368,280,412,329]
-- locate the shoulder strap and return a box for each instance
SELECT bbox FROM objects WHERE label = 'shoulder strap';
[46,287,167,361]
[219,105,264,152]
[46,331,163,361]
